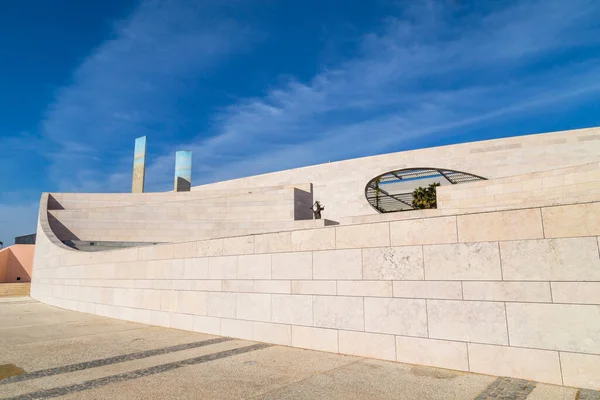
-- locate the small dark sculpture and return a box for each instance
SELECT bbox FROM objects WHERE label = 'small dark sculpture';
[312,201,325,219]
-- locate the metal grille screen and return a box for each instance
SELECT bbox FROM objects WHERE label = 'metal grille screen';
[365,168,486,213]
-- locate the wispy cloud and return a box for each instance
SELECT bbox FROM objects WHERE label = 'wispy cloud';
[41,0,600,193]
[125,0,599,189]
[41,0,257,192]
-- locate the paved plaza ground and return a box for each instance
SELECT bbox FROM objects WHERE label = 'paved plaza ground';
[0,297,593,400]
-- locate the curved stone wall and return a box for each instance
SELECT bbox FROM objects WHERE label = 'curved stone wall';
[31,192,600,390]
[191,127,600,220]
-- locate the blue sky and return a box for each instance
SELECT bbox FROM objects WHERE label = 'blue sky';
[1,0,600,245]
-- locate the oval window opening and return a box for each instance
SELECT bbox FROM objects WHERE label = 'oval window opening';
[365,168,486,213]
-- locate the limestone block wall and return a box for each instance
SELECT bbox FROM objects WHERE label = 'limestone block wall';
[31,199,600,390]
[437,162,600,211]
[192,127,600,220]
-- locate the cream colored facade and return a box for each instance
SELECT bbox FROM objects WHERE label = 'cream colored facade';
[30,126,600,390]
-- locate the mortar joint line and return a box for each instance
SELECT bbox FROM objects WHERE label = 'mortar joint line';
[539,207,546,238]
[454,215,459,243]
[466,342,471,372]
[498,241,504,281]
[424,299,429,338]
[420,245,425,280]
[504,301,511,346]
[557,350,565,386]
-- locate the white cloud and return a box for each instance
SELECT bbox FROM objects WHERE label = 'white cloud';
[40,0,600,193]
[148,0,600,186]
[41,0,257,192]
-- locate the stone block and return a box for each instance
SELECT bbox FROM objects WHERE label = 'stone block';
[314,295,364,331]
[364,297,427,337]
[237,293,271,322]
[291,228,336,251]
[253,280,291,294]
[173,290,207,315]
[457,208,544,242]
[271,252,312,279]
[222,235,254,256]
[560,352,600,390]
[362,246,424,280]
[237,254,271,280]
[462,282,551,302]
[335,223,390,249]
[254,232,292,253]
[500,238,600,281]
[170,313,194,331]
[206,292,237,318]
[395,336,469,371]
[390,216,457,246]
[149,310,170,328]
[313,249,362,280]
[197,239,223,257]
[170,241,197,258]
[542,202,600,238]
[423,242,501,280]
[193,315,221,335]
[291,280,336,295]
[393,281,462,300]
[253,321,292,346]
[221,280,254,292]
[162,259,184,279]
[427,300,508,345]
[506,303,600,354]
[468,343,562,385]
[271,294,313,326]
[291,325,338,353]
[337,281,392,297]
[194,280,222,291]
[338,330,396,361]
[183,257,209,279]
[551,282,600,304]
[221,318,253,340]
[208,256,237,279]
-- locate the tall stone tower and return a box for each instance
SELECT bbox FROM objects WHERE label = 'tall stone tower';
[131,136,147,193]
